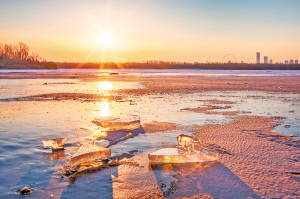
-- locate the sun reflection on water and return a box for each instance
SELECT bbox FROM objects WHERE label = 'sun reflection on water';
[100,81,112,91]
[94,81,112,117]
[99,101,110,116]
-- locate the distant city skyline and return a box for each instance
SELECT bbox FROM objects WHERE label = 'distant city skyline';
[256,51,298,65]
[1,0,299,63]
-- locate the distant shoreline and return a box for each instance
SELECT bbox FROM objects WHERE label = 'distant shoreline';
[1,61,300,70]
[56,62,300,70]
[0,58,57,70]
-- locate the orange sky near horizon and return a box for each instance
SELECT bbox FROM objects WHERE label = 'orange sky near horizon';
[1,0,299,63]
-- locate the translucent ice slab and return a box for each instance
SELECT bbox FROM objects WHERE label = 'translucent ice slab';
[93,127,145,147]
[69,143,111,169]
[92,115,141,131]
[42,138,66,150]
[148,148,218,163]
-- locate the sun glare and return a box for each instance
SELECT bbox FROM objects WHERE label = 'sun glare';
[86,30,119,63]
[99,33,112,45]
[100,81,112,90]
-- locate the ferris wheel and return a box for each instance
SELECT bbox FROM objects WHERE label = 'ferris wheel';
[222,54,237,63]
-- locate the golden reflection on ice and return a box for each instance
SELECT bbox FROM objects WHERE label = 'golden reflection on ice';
[100,81,112,91]
[92,131,108,139]
[99,101,110,117]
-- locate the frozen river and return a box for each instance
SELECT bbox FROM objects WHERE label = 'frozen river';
[0,70,299,198]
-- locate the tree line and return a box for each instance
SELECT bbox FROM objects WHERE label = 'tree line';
[57,62,300,70]
[0,42,46,62]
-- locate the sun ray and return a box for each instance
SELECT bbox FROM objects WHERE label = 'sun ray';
[107,45,119,64]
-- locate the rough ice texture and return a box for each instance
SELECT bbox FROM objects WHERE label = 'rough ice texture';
[191,115,300,198]
[69,143,111,168]
[112,116,300,199]
[143,122,181,133]
[183,105,240,116]
[197,99,236,104]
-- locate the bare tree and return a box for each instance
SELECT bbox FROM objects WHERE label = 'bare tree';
[18,42,29,60]
[13,45,19,60]
[0,42,45,62]
[0,43,3,56]
[4,44,14,59]
[28,52,35,61]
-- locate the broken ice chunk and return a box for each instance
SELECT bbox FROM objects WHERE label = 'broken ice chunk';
[42,138,66,150]
[148,148,218,164]
[177,134,199,153]
[69,143,111,169]
[92,115,141,131]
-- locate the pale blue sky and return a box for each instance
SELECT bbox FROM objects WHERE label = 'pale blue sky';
[1,0,299,62]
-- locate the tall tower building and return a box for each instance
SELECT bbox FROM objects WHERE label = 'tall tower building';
[295,60,298,64]
[290,59,294,64]
[285,60,288,64]
[256,52,260,64]
[264,56,268,64]
[270,59,273,64]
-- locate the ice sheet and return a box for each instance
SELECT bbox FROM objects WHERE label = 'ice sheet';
[148,148,218,163]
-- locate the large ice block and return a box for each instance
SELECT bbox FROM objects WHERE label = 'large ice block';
[69,143,111,169]
[148,148,218,163]
[92,115,141,131]
[42,138,66,150]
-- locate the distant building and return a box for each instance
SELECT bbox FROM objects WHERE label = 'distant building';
[285,60,288,64]
[256,52,260,64]
[290,59,294,64]
[241,61,244,64]
[269,59,273,64]
[264,56,268,64]
[295,60,298,64]
[280,62,283,65]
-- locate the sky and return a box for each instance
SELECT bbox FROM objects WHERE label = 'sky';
[0,0,299,63]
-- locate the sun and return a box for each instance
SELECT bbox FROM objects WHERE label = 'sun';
[86,30,119,63]
[99,33,112,45]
